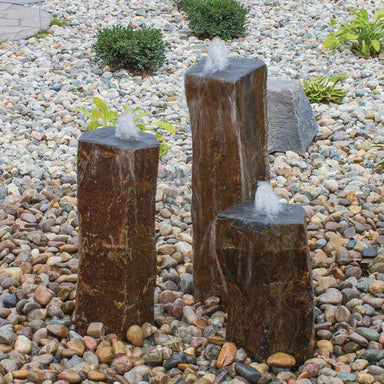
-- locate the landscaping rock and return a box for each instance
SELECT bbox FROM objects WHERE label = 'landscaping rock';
[267,78,318,154]
[235,363,261,383]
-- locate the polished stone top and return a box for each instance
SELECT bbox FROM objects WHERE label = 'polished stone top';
[79,127,159,151]
[218,202,305,231]
[185,57,266,84]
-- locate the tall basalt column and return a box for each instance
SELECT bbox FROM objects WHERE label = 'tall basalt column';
[75,127,159,337]
[216,202,315,363]
[185,58,269,302]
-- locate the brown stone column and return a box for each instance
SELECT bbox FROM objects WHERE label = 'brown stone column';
[185,58,269,303]
[216,202,314,363]
[75,127,159,337]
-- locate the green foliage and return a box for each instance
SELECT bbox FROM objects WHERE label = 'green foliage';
[182,0,247,40]
[32,30,53,39]
[78,97,175,157]
[302,75,348,104]
[30,18,66,40]
[323,8,384,57]
[50,17,67,27]
[93,25,166,73]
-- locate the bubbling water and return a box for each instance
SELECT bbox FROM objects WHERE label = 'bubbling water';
[203,37,229,74]
[115,111,139,140]
[254,181,281,219]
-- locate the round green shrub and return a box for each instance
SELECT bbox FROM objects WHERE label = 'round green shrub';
[182,0,247,40]
[93,25,166,73]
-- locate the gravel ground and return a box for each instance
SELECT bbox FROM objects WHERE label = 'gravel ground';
[0,0,383,383]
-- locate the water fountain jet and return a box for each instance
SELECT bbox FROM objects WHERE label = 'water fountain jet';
[203,37,229,74]
[116,110,139,140]
[254,181,281,219]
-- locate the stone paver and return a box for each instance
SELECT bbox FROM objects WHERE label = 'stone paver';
[0,3,51,41]
[0,0,42,4]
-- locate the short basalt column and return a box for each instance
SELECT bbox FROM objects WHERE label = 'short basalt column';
[185,58,269,302]
[75,127,159,337]
[216,202,315,363]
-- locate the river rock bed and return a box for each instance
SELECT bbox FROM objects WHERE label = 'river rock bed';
[0,0,383,383]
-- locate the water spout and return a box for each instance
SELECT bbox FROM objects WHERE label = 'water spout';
[203,37,229,74]
[116,111,139,140]
[254,181,281,219]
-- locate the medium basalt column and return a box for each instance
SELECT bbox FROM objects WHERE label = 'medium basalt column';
[75,127,159,337]
[185,58,269,303]
[216,202,315,363]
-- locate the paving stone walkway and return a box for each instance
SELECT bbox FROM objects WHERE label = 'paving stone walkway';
[0,2,51,41]
[0,0,42,4]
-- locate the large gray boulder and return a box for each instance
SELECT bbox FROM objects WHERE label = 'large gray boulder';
[267,78,318,154]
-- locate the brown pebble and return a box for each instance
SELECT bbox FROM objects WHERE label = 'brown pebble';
[216,342,237,368]
[96,341,115,363]
[84,335,97,350]
[113,340,126,355]
[67,339,85,356]
[34,285,53,306]
[57,369,81,383]
[207,335,225,346]
[126,325,144,347]
[267,352,296,367]
[113,355,133,374]
[88,370,106,381]
[47,324,68,338]
[87,322,105,338]
[12,370,29,379]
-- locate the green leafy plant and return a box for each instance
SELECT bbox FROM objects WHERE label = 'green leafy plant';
[78,97,175,157]
[30,18,66,40]
[182,0,247,40]
[32,30,53,39]
[302,75,348,104]
[93,25,166,73]
[50,17,67,27]
[323,8,384,57]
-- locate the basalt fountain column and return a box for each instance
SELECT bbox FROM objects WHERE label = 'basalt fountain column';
[215,202,315,363]
[185,58,269,302]
[75,127,159,337]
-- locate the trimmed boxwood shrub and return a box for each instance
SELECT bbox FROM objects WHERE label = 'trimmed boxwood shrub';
[182,0,247,40]
[93,25,166,73]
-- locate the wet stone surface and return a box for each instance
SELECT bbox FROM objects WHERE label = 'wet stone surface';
[75,128,159,337]
[185,57,269,303]
[216,203,314,363]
